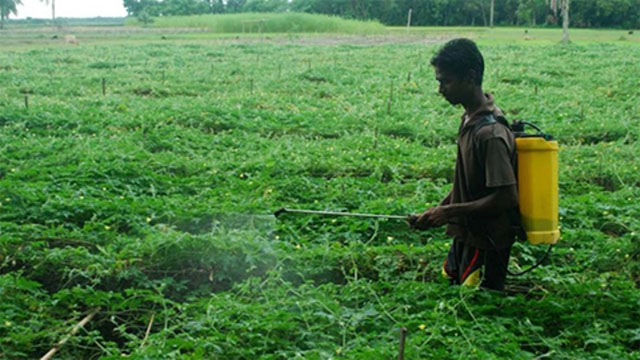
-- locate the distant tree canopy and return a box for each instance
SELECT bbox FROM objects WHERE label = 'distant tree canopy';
[0,0,23,29]
[122,0,640,29]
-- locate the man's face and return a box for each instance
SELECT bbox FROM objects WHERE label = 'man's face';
[434,66,471,106]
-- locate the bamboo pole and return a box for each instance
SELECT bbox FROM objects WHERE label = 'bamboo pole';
[40,308,100,360]
[140,312,156,348]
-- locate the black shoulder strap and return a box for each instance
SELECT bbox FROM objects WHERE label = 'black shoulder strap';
[471,113,512,146]
[471,114,498,152]
[471,113,510,135]
[471,113,497,136]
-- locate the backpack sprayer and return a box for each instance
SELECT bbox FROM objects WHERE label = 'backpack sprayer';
[511,120,560,245]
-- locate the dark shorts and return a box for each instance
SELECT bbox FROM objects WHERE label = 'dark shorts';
[443,238,512,291]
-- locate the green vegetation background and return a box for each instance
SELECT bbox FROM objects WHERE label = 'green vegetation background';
[121,0,640,29]
[0,26,639,358]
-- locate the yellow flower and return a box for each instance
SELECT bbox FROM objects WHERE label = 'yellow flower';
[295,244,301,250]
[418,324,426,330]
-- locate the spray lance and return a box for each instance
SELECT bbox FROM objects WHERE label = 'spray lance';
[274,207,414,222]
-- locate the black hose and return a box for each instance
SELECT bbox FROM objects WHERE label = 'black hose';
[487,234,554,277]
[507,244,554,276]
[515,121,554,141]
[520,121,544,134]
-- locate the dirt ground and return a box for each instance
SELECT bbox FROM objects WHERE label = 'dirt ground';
[0,26,451,47]
[276,34,451,45]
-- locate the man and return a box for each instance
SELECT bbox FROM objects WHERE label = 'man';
[411,38,519,291]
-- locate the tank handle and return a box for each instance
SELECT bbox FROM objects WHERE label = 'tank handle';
[511,120,554,141]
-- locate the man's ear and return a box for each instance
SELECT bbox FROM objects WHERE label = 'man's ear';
[464,69,478,86]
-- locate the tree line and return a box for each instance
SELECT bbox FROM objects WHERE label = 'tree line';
[1,0,52,29]
[122,0,640,29]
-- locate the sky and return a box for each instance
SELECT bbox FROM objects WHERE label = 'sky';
[15,0,128,19]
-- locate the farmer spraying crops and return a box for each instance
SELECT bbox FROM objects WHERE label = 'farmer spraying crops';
[410,39,520,291]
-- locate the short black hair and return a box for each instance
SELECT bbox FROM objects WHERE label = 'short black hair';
[430,38,484,86]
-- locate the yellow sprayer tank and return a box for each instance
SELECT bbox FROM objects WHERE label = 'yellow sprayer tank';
[516,137,560,245]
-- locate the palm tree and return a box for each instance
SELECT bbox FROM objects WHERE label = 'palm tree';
[39,0,55,23]
[548,0,570,43]
[0,0,22,29]
[490,0,495,28]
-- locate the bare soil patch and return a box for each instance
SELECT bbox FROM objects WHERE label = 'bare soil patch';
[282,34,452,46]
[1,26,450,47]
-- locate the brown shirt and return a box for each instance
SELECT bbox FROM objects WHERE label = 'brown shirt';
[445,94,518,249]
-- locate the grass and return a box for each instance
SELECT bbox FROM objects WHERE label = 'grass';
[0,27,639,359]
[125,12,387,34]
[388,26,640,44]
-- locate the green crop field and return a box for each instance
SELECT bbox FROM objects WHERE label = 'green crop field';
[1,24,639,359]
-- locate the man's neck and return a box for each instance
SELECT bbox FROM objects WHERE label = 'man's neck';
[462,88,487,117]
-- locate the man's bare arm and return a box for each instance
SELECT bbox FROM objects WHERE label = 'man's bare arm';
[428,185,518,227]
[408,190,453,228]
[440,190,453,206]
[412,185,517,229]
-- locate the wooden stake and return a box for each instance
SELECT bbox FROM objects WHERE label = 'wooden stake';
[24,95,29,109]
[102,78,106,96]
[373,125,378,149]
[398,327,407,360]
[40,308,100,360]
[407,71,412,82]
[387,78,394,115]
